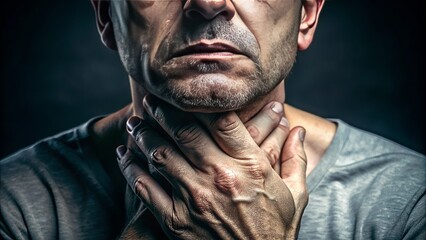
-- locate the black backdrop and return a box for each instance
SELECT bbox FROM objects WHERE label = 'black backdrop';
[1,0,425,158]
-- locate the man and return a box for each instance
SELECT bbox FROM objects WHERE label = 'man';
[1,0,424,239]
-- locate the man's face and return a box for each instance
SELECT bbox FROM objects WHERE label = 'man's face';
[111,0,302,112]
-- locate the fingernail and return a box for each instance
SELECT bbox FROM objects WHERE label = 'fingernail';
[279,117,289,128]
[116,145,127,160]
[143,94,154,109]
[299,128,306,142]
[127,116,142,132]
[142,96,149,109]
[271,103,283,114]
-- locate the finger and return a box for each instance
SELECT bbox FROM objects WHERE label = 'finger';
[244,102,284,145]
[280,127,308,200]
[260,117,290,171]
[142,95,226,167]
[116,145,173,220]
[279,127,309,230]
[195,111,260,159]
[126,116,197,190]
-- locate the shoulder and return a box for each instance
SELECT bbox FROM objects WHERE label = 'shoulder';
[302,120,425,239]
[0,118,122,239]
[0,126,81,238]
[333,119,424,169]
[1,124,86,183]
[330,120,425,197]
[0,121,95,192]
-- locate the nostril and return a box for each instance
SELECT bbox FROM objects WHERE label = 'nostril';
[183,0,235,21]
[185,10,228,21]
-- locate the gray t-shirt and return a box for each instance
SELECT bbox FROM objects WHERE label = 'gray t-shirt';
[300,120,425,239]
[0,119,126,239]
[1,119,425,239]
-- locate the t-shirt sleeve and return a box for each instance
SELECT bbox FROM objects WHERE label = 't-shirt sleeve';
[1,138,125,239]
[0,150,63,240]
[1,186,29,240]
[403,188,426,240]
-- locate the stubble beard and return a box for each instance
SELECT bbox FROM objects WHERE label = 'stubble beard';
[150,22,298,112]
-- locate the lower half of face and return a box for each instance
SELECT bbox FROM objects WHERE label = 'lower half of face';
[116,17,297,113]
[150,54,264,111]
[147,42,296,112]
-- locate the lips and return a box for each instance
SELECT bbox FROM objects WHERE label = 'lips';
[170,42,245,59]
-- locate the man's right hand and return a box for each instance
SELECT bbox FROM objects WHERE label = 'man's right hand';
[117,99,308,239]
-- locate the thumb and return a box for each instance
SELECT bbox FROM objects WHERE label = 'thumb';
[280,127,309,240]
[280,127,308,205]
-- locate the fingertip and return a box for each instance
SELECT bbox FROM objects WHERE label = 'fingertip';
[142,95,149,109]
[116,145,127,160]
[143,94,154,109]
[271,101,284,114]
[247,124,260,140]
[127,116,142,133]
[282,126,305,150]
[299,127,306,143]
[279,117,290,128]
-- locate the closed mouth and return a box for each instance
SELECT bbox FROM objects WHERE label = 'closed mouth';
[170,42,245,59]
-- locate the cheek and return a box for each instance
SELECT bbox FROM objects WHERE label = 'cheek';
[133,2,183,63]
[116,1,183,52]
[114,2,183,81]
[233,0,300,68]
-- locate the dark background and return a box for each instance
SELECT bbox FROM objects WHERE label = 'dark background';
[1,0,425,158]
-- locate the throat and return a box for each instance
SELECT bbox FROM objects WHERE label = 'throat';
[284,104,337,176]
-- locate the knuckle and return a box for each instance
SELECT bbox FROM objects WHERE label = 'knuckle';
[174,124,203,145]
[119,152,134,171]
[119,149,147,173]
[282,152,307,169]
[133,177,148,199]
[264,146,280,165]
[151,145,172,167]
[297,152,308,165]
[191,188,213,214]
[247,160,269,179]
[213,167,240,194]
[164,212,188,237]
[210,113,240,135]
[133,125,150,143]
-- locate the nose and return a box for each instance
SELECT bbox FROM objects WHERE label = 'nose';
[183,0,236,21]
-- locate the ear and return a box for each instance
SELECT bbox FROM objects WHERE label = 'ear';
[297,0,325,51]
[91,0,117,50]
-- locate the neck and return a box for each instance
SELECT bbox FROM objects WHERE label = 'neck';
[283,104,336,175]
[129,78,335,175]
[93,78,336,182]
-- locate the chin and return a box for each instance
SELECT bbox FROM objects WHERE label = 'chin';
[157,74,259,113]
[169,98,244,113]
[146,61,267,113]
